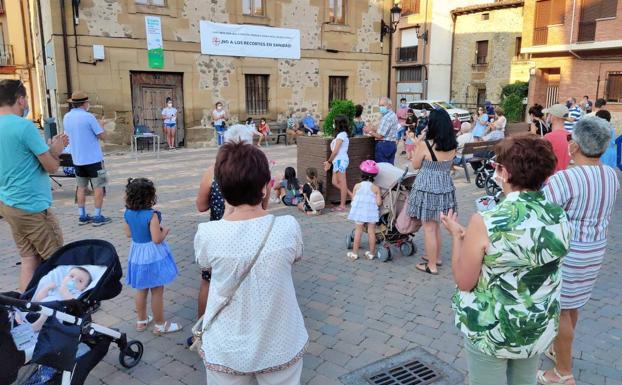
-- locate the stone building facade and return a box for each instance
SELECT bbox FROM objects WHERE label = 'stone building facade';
[522,0,622,116]
[33,0,391,147]
[450,1,529,107]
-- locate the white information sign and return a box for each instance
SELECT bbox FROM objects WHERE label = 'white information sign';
[200,21,301,59]
[145,16,164,68]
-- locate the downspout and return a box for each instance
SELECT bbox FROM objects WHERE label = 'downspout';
[20,0,36,120]
[449,11,457,103]
[568,0,583,59]
[60,0,73,96]
[36,0,52,117]
[423,0,429,99]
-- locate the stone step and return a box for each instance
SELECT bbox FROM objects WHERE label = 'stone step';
[185,126,213,143]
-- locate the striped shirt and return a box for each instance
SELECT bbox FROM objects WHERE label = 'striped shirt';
[378,110,400,141]
[564,106,582,131]
[543,165,619,243]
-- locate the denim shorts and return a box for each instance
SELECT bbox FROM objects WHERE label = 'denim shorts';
[332,159,349,173]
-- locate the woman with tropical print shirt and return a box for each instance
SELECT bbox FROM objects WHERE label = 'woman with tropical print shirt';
[440,136,571,385]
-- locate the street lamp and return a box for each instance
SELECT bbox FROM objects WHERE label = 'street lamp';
[380,4,402,43]
[414,24,428,44]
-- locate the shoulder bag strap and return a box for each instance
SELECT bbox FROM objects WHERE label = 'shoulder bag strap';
[200,215,275,333]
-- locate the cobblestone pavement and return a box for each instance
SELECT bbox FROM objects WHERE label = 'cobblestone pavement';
[1,145,621,385]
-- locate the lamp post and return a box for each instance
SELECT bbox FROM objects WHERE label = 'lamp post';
[381,4,402,98]
[413,23,429,98]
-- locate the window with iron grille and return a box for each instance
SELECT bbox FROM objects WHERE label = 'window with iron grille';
[475,40,488,65]
[242,0,265,16]
[329,76,348,108]
[328,0,346,24]
[245,74,269,115]
[401,0,420,15]
[398,67,422,82]
[135,0,166,5]
[606,72,622,103]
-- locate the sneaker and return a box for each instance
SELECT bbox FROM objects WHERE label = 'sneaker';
[78,215,93,225]
[92,215,112,227]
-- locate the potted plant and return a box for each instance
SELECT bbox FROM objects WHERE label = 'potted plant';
[296,100,375,203]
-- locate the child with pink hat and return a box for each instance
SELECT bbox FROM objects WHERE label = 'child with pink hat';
[347,160,382,260]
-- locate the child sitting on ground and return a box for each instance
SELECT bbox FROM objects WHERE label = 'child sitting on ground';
[297,167,325,215]
[274,167,303,206]
[347,160,382,261]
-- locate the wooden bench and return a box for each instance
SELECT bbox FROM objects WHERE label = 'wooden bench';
[457,140,500,183]
[251,122,292,146]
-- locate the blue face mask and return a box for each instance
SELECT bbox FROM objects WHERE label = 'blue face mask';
[65,279,77,291]
[379,106,389,115]
[22,107,29,118]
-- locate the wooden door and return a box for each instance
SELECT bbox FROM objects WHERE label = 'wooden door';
[130,72,185,146]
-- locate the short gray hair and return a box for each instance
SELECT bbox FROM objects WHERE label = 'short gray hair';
[224,124,253,145]
[379,96,392,106]
[572,117,611,157]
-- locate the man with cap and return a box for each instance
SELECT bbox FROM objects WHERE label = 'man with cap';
[543,103,571,172]
[63,91,111,226]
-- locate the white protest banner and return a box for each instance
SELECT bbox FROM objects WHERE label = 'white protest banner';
[200,21,300,60]
[145,16,163,68]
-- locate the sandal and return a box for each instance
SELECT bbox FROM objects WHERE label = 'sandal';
[346,252,359,261]
[537,368,575,385]
[545,346,557,364]
[331,207,346,212]
[421,256,443,266]
[415,263,438,275]
[136,315,153,332]
[152,321,182,335]
[364,251,375,260]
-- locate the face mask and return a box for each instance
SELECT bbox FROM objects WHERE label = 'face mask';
[492,169,505,187]
[401,103,408,108]
[379,106,388,115]
[66,279,77,291]
[22,107,29,118]
[167,103,173,107]
[217,106,222,110]
[566,101,572,108]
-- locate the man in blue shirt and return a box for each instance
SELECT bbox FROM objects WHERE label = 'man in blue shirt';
[0,80,68,291]
[63,91,111,226]
[366,97,400,164]
[302,112,319,135]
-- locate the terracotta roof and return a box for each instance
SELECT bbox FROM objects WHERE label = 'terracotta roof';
[451,0,524,16]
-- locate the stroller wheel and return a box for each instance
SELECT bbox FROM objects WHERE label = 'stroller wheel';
[346,232,353,250]
[475,173,487,188]
[485,176,502,196]
[377,246,391,262]
[400,241,415,257]
[119,340,143,369]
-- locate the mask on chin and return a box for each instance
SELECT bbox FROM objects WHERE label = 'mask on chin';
[22,107,30,118]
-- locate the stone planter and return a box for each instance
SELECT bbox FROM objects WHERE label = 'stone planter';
[296,135,375,203]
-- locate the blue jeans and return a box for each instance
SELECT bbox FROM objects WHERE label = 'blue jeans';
[397,126,407,140]
[375,141,397,165]
[215,124,225,146]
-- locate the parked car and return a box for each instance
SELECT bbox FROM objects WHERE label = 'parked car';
[408,100,471,122]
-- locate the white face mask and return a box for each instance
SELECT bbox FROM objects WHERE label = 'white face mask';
[217,106,223,110]
[492,169,505,187]
[167,103,173,107]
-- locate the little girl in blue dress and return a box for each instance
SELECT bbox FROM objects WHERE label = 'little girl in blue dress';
[123,178,180,334]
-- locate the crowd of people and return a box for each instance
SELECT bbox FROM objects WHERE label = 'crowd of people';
[0,76,620,385]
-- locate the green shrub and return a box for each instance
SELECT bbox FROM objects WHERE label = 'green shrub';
[502,94,524,123]
[501,81,528,100]
[323,100,356,137]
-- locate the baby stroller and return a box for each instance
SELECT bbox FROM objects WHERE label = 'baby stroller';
[346,163,421,262]
[0,240,144,385]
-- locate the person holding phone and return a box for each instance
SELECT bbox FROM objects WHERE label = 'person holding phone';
[162,97,178,150]
[407,109,458,275]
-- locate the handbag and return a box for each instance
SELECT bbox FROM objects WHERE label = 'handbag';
[396,198,421,234]
[189,216,275,352]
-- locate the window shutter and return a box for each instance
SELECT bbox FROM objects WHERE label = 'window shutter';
[550,0,566,23]
[580,0,600,21]
[535,0,551,26]
[600,0,618,18]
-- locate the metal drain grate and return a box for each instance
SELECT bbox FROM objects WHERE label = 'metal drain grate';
[367,359,440,385]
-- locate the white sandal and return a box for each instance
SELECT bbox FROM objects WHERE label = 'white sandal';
[537,368,575,385]
[136,315,153,332]
[152,321,182,335]
[364,251,375,260]
[346,252,359,261]
[545,346,557,363]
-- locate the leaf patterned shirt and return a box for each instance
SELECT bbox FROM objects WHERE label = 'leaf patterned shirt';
[452,191,572,359]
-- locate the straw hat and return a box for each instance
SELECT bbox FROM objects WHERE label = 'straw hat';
[68,90,89,104]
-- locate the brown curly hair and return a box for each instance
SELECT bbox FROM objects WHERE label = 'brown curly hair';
[125,178,157,210]
[495,134,557,191]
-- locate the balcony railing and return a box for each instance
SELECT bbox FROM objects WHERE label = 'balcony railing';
[396,46,418,63]
[578,21,596,42]
[533,27,548,45]
[0,44,13,66]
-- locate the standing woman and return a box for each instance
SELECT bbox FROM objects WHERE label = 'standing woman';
[539,117,619,385]
[529,104,549,136]
[161,97,178,149]
[407,109,457,275]
[194,142,307,384]
[324,114,352,212]
[212,101,229,146]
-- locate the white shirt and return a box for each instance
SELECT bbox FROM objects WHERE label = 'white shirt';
[331,131,349,161]
[223,124,259,145]
[213,109,227,125]
[194,215,308,373]
[456,132,474,157]
[162,107,177,124]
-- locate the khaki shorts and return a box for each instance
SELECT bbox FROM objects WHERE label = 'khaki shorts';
[74,162,108,189]
[0,201,63,259]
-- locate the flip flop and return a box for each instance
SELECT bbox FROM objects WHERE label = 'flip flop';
[415,262,438,275]
[136,315,153,332]
[331,207,346,212]
[421,256,443,266]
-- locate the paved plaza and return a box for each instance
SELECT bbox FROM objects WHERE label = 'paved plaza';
[1,145,621,385]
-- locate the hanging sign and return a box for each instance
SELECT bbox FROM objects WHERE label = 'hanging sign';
[200,21,301,59]
[145,16,164,68]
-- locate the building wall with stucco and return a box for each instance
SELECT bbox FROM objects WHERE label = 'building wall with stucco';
[451,4,529,106]
[35,0,390,147]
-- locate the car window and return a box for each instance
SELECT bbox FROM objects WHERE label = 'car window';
[423,103,433,111]
[409,103,422,110]
[435,101,455,109]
